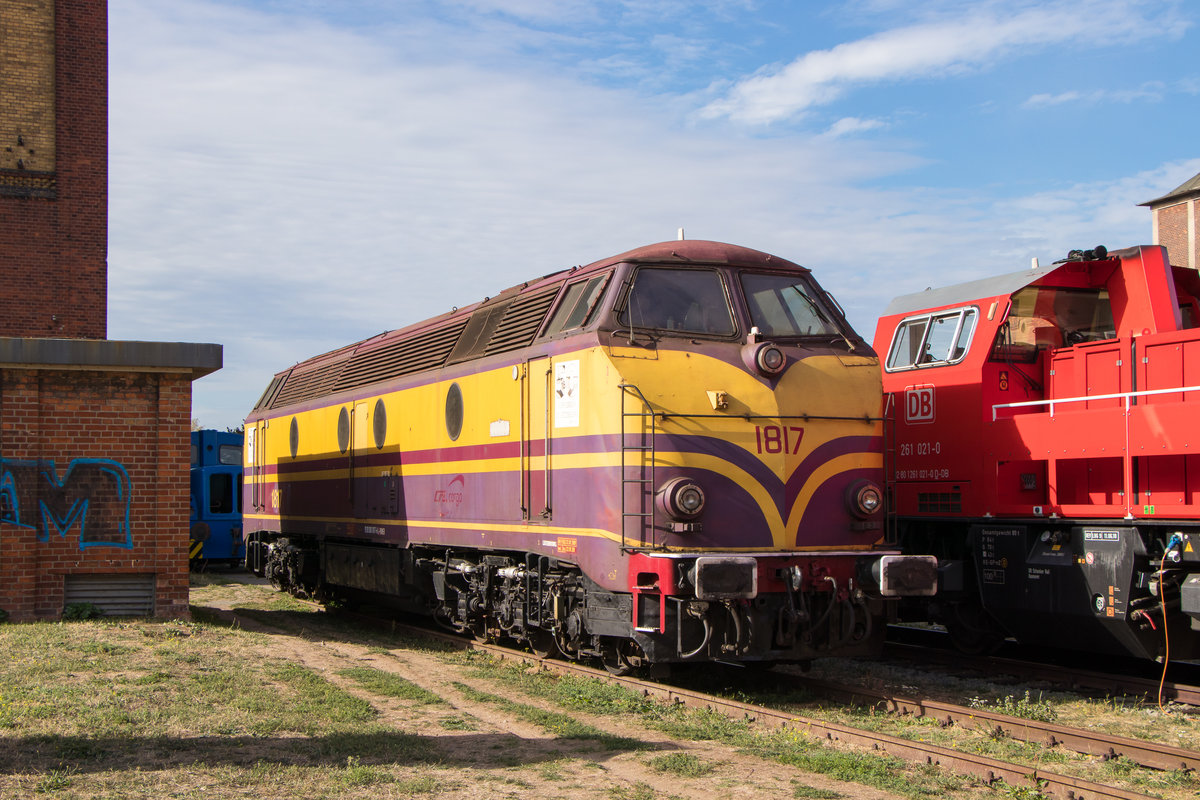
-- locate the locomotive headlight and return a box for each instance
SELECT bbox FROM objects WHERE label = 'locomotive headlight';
[657,476,706,521]
[847,480,883,519]
[755,344,786,376]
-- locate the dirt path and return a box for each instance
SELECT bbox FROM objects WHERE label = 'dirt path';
[194,586,916,800]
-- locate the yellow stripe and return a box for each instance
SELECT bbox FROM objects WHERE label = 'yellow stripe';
[240,511,874,553]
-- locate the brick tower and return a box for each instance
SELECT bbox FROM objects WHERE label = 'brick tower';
[0,0,221,621]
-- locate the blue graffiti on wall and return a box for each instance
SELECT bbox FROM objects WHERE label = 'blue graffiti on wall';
[0,458,133,549]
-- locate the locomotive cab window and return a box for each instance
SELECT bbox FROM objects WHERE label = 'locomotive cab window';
[740,273,845,338]
[886,307,977,371]
[543,273,611,337]
[990,285,1114,358]
[616,267,735,336]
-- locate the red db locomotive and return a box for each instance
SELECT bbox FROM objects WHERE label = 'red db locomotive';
[876,245,1200,659]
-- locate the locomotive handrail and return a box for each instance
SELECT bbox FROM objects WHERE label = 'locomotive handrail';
[991,383,1200,421]
[618,383,657,552]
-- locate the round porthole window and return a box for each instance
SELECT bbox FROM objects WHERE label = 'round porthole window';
[445,383,463,441]
[337,406,350,454]
[289,417,299,458]
[373,398,387,449]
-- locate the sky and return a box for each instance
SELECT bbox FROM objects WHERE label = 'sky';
[105,0,1200,429]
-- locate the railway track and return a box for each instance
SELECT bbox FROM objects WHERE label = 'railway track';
[791,676,1200,773]
[884,628,1200,707]
[307,607,1190,800]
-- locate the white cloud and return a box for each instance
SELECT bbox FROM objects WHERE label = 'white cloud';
[1024,81,1167,108]
[823,116,886,137]
[701,1,1187,124]
[106,1,1196,428]
[108,0,923,426]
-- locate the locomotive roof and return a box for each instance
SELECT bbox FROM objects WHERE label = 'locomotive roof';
[881,246,1144,318]
[578,239,810,274]
[289,239,808,368]
[256,240,808,413]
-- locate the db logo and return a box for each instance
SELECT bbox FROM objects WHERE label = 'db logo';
[905,386,935,423]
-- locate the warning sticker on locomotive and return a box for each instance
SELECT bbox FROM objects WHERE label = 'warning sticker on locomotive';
[554,360,580,428]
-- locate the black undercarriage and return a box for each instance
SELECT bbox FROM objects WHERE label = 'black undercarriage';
[246,532,888,671]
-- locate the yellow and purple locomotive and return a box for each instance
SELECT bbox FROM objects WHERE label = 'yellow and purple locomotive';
[243,240,936,669]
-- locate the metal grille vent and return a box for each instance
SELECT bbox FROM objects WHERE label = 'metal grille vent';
[64,574,155,617]
[271,358,350,408]
[334,318,469,391]
[484,288,559,356]
[917,491,962,514]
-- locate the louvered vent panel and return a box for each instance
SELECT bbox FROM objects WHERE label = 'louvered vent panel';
[484,289,559,355]
[271,358,349,408]
[334,318,469,392]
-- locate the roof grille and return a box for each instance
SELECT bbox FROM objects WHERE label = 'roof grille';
[271,358,350,408]
[484,289,559,356]
[334,318,469,392]
[267,285,560,410]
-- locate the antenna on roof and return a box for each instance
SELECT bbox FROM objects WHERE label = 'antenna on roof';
[677,227,685,241]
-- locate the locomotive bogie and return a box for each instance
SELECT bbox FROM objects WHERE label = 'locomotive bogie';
[245,240,938,666]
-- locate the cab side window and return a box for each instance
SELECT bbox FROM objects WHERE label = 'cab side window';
[886,307,977,371]
[543,273,610,336]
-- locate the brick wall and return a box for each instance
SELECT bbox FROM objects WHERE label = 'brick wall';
[0,0,107,339]
[1158,203,1188,267]
[0,367,194,620]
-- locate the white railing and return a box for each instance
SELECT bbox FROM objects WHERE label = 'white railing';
[992,384,1200,422]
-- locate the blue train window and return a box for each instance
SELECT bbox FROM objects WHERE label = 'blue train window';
[209,473,234,514]
[289,417,299,458]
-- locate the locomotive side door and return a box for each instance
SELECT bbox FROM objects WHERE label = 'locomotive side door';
[351,401,370,518]
[249,420,268,513]
[523,356,553,521]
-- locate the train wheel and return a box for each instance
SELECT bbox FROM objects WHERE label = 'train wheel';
[601,638,645,676]
[526,628,559,659]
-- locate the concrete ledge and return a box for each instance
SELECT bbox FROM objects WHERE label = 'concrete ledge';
[0,338,222,380]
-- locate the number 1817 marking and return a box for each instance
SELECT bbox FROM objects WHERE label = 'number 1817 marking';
[755,425,804,454]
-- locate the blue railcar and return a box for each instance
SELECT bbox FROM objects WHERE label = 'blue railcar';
[190,429,244,566]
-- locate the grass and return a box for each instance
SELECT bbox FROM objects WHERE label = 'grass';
[450,681,647,751]
[968,691,1058,722]
[455,654,967,799]
[337,666,447,705]
[10,574,1198,800]
[646,751,717,777]
[0,615,443,799]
